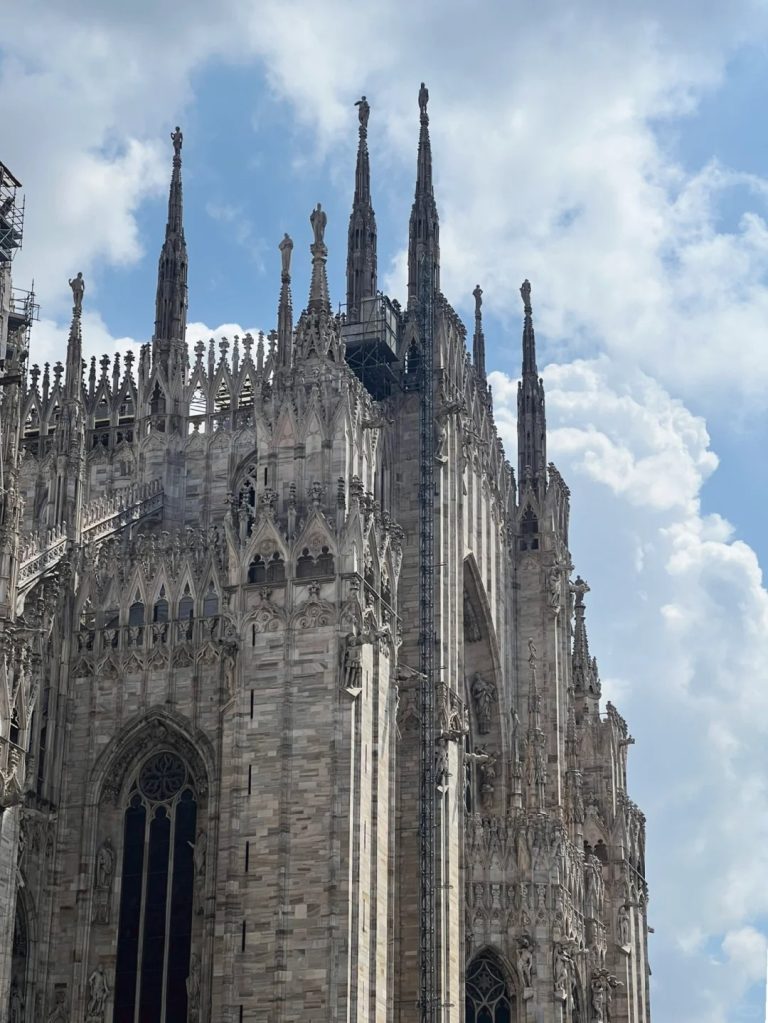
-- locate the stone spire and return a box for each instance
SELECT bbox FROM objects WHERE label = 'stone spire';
[571,576,601,711]
[65,272,84,401]
[277,233,294,370]
[346,96,377,322]
[153,126,188,349]
[472,284,486,379]
[516,280,547,487]
[308,203,331,313]
[407,82,440,308]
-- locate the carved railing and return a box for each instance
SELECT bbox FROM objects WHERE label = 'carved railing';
[0,735,26,809]
[17,479,164,595]
[81,478,163,542]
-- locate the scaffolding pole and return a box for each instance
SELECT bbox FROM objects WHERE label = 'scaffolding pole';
[418,253,437,1023]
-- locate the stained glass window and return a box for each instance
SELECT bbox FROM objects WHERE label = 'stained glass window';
[466,953,514,1023]
[114,752,198,1023]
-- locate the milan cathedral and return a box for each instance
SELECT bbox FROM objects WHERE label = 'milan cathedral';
[0,86,651,1022]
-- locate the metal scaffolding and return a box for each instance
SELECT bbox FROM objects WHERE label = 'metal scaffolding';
[418,253,437,1023]
[0,162,24,264]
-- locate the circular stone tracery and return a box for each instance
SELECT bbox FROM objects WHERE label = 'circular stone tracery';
[138,751,186,802]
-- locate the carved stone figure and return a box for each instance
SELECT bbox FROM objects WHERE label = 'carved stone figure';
[310,203,327,248]
[618,903,631,946]
[68,272,84,312]
[96,838,114,890]
[548,565,561,611]
[418,81,429,116]
[86,964,109,1018]
[355,95,370,130]
[343,630,363,691]
[553,944,571,994]
[171,125,183,155]
[188,829,207,914]
[435,738,449,792]
[517,937,534,988]
[186,953,201,1009]
[47,989,68,1023]
[470,672,496,734]
[279,232,293,277]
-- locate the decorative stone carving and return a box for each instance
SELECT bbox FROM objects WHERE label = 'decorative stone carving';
[342,630,364,693]
[68,272,85,313]
[435,737,449,792]
[9,980,23,1023]
[553,943,573,996]
[187,953,201,1014]
[189,829,207,915]
[618,903,631,947]
[517,935,534,990]
[470,672,496,734]
[93,838,115,924]
[47,987,68,1022]
[101,719,208,804]
[86,964,109,1021]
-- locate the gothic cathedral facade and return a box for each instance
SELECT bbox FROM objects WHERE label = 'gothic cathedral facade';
[0,89,651,1022]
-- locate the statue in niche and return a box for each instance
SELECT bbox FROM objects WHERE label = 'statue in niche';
[553,944,572,994]
[435,738,449,792]
[68,272,84,313]
[548,565,561,612]
[618,903,631,946]
[188,830,207,914]
[343,630,364,692]
[86,964,109,1019]
[186,953,201,1010]
[463,589,482,642]
[517,936,534,988]
[279,232,293,277]
[310,203,327,248]
[95,838,114,890]
[470,672,496,734]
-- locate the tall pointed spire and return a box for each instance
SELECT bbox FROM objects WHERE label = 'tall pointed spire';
[571,576,601,710]
[472,284,486,379]
[277,232,294,370]
[517,280,547,487]
[346,96,377,322]
[308,203,331,313]
[407,82,440,308]
[153,126,188,347]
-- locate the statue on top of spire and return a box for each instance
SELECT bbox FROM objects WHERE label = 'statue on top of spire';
[68,272,84,313]
[473,284,483,314]
[171,126,183,156]
[310,203,327,248]
[279,233,293,278]
[355,95,370,131]
[418,82,429,120]
[520,278,532,316]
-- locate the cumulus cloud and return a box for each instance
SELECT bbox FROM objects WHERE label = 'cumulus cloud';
[491,360,768,1020]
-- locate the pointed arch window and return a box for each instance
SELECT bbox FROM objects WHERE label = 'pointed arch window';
[519,505,539,552]
[265,553,285,583]
[466,953,515,1023]
[247,555,266,585]
[202,584,219,618]
[114,751,198,1023]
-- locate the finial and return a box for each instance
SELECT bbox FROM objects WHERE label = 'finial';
[171,125,183,157]
[310,203,327,249]
[355,95,370,133]
[571,576,590,607]
[279,232,293,279]
[520,279,532,316]
[68,272,85,314]
[418,82,429,122]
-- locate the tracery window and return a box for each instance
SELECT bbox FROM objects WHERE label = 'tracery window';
[466,953,514,1023]
[114,751,198,1023]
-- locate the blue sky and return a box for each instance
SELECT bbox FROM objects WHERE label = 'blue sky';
[4,3,768,1020]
